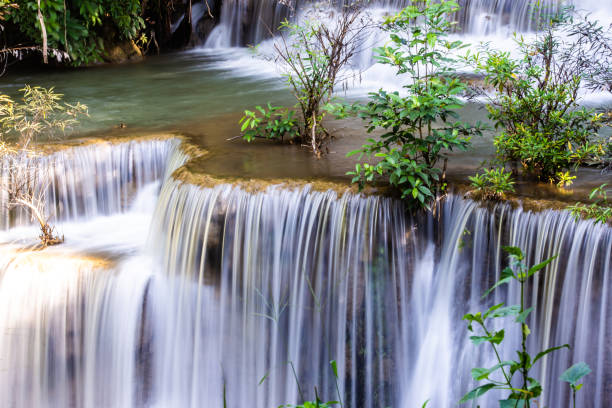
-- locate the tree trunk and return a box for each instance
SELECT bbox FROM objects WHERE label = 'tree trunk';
[36,0,48,64]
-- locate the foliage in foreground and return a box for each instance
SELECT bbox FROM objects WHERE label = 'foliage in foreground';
[345,0,483,209]
[467,5,612,184]
[278,360,342,408]
[0,85,87,246]
[567,183,612,225]
[462,247,590,407]
[240,1,370,157]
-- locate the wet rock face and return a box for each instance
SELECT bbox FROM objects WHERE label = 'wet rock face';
[101,22,143,64]
[103,40,143,64]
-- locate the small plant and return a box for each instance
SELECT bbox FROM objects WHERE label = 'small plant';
[0,86,87,247]
[241,1,370,157]
[469,167,515,200]
[567,184,612,225]
[555,171,576,189]
[278,360,342,408]
[461,246,590,406]
[239,104,300,143]
[560,362,591,408]
[346,0,484,209]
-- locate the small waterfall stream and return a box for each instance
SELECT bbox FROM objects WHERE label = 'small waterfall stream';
[202,0,607,48]
[0,139,609,407]
[0,138,184,230]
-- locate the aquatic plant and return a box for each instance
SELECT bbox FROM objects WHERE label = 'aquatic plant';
[346,0,483,209]
[469,167,516,200]
[240,103,300,143]
[467,5,612,183]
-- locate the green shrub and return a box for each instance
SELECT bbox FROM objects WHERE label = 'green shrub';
[469,167,515,200]
[241,3,370,156]
[346,0,483,209]
[567,184,612,225]
[468,6,611,183]
[239,104,300,143]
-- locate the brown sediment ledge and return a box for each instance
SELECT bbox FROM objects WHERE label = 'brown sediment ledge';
[0,245,116,271]
[31,132,608,219]
[37,132,185,154]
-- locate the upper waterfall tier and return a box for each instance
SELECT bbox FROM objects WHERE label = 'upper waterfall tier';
[0,137,186,229]
[203,0,605,47]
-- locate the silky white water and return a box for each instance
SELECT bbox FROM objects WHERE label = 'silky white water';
[0,138,610,407]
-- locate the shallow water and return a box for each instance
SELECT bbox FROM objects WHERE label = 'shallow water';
[1,45,610,200]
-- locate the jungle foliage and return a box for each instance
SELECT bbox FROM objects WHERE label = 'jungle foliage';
[4,0,144,65]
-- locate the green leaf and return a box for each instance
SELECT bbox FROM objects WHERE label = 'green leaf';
[502,246,524,260]
[330,360,338,379]
[488,305,520,319]
[560,362,591,386]
[459,383,497,403]
[258,373,269,385]
[482,275,513,299]
[499,400,526,408]
[470,329,504,345]
[515,307,534,324]
[471,361,514,381]
[527,255,557,277]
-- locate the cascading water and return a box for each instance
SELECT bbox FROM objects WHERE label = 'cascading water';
[0,138,184,229]
[202,0,605,48]
[145,180,611,407]
[0,138,610,407]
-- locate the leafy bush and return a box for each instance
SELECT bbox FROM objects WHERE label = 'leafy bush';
[468,6,612,183]
[462,247,590,407]
[239,104,300,142]
[6,0,145,65]
[469,167,515,200]
[567,184,612,225]
[347,0,483,209]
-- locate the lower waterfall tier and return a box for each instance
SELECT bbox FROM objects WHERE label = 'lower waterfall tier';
[0,138,609,407]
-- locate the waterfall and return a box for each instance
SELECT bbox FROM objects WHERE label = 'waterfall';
[0,138,185,229]
[202,0,598,48]
[145,180,611,407]
[0,137,609,407]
